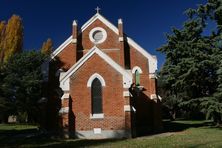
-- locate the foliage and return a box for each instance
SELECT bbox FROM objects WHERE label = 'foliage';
[158,0,222,122]
[0,51,46,123]
[41,38,53,55]
[0,21,6,63]
[1,15,24,63]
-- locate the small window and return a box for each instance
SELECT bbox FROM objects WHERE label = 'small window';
[135,70,140,86]
[91,78,103,114]
[89,27,107,44]
[93,30,103,42]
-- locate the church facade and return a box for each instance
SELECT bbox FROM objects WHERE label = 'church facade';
[46,11,162,139]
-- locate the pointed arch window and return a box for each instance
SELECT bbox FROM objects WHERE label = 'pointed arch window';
[91,78,103,114]
[135,70,140,86]
[132,66,142,86]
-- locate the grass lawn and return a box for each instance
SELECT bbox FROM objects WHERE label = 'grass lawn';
[0,124,37,131]
[0,120,222,147]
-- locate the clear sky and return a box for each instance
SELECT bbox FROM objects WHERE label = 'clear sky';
[0,0,207,69]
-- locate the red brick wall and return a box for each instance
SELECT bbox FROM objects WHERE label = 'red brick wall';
[56,19,124,71]
[69,54,125,131]
[79,19,123,66]
[129,45,161,133]
[47,17,161,133]
[56,43,76,71]
[129,46,156,96]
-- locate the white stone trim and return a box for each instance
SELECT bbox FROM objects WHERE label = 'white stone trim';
[89,27,107,44]
[51,36,72,59]
[119,37,124,42]
[59,107,69,114]
[73,20,77,26]
[149,73,157,79]
[71,38,77,43]
[150,94,157,100]
[118,18,123,24]
[123,91,130,97]
[61,93,70,100]
[75,130,131,139]
[93,128,102,134]
[77,48,120,52]
[87,73,106,87]
[132,66,143,74]
[124,105,136,112]
[51,13,157,74]
[81,13,119,34]
[124,105,130,112]
[158,95,162,101]
[90,113,104,119]
[60,46,132,90]
[102,48,120,51]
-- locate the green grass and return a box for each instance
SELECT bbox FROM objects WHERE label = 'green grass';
[0,124,37,131]
[0,121,222,147]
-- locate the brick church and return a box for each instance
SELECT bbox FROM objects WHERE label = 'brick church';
[46,9,162,138]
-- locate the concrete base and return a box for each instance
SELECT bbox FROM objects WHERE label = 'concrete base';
[75,130,131,139]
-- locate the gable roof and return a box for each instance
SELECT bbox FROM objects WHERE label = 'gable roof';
[51,13,157,73]
[60,46,132,89]
[81,13,119,34]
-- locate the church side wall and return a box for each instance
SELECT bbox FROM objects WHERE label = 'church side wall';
[56,43,76,71]
[129,46,162,134]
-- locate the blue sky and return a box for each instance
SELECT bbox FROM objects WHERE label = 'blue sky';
[0,0,207,69]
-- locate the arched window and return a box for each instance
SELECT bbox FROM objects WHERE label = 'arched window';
[132,66,142,86]
[91,78,103,114]
[135,70,140,86]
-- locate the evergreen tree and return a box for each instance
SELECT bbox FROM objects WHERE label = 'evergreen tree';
[158,0,222,122]
[2,51,46,123]
[3,15,23,62]
[41,38,53,55]
[199,0,222,123]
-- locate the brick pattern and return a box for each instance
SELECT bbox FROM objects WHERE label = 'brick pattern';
[46,16,161,135]
[69,54,125,131]
[129,46,156,96]
[56,43,76,70]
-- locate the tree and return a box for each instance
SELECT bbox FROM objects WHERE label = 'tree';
[158,0,222,122]
[2,15,23,62]
[199,0,222,123]
[41,38,53,55]
[1,51,46,123]
[0,21,6,63]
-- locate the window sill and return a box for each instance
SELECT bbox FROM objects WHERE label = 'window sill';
[90,113,104,119]
[134,85,144,91]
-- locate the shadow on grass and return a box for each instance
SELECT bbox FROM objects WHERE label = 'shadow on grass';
[0,127,125,147]
[0,120,220,147]
[162,120,214,133]
[0,134,125,147]
[39,139,124,148]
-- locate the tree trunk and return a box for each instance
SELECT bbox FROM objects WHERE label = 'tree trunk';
[213,112,222,126]
[170,110,176,121]
[3,114,8,123]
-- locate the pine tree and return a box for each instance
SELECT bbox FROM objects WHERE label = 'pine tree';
[41,38,53,55]
[158,0,222,121]
[3,15,23,62]
[198,0,222,124]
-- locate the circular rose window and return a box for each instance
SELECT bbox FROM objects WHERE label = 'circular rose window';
[89,27,107,44]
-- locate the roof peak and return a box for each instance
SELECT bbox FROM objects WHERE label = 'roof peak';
[95,6,101,14]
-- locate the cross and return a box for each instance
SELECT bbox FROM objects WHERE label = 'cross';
[95,6,101,13]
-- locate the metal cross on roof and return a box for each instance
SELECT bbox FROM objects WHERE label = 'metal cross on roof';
[95,6,101,13]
